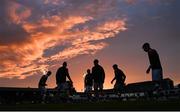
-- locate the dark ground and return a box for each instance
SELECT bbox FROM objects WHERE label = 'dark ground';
[0,100,180,111]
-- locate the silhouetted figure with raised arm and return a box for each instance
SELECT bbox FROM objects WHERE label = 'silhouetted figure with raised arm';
[38,71,52,103]
[111,64,126,93]
[92,59,105,98]
[142,43,163,81]
[84,69,93,98]
[56,62,73,93]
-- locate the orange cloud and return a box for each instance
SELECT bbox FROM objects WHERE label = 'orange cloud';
[43,0,62,5]
[7,1,31,24]
[0,1,127,79]
[125,0,137,5]
[49,42,107,61]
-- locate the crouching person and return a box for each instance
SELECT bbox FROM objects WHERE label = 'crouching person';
[38,71,52,103]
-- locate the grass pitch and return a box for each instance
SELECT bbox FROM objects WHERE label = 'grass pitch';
[0,100,180,111]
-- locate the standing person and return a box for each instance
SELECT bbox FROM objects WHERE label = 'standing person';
[142,43,163,81]
[38,71,52,102]
[56,62,73,92]
[92,59,105,97]
[84,69,93,94]
[111,64,126,93]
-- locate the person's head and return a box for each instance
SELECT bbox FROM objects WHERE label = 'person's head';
[142,43,151,52]
[62,61,67,68]
[47,71,52,76]
[87,69,91,74]
[94,59,99,66]
[113,64,118,70]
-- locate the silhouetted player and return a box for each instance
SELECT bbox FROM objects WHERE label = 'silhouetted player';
[142,43,163,81]
[56,62,73,92]
[92,59,105,97]
[111,64,126,92]
[84,69,93,93]
[38,71,52,102]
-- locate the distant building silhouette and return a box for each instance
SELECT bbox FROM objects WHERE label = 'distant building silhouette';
[0,78,175,104]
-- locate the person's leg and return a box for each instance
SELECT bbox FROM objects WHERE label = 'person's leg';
[40,86,46,103]
[57,83,65,95]
[94,83,98,98]
[58,83,65,92]
[85,86,88,93]
[99,83,103,91]
[89,86,93,98]
[159,69,163,80]
[99,83,104,96]
[87,86,91,91]
[85,86,90,94]
[114,82,119,93]
[57,83,68,102]
[89,86,92,95]
[57,83,61,93]
[152,69,157,81]
[86,86,92,98]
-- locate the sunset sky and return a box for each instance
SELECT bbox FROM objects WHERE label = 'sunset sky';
[0,0,179,92]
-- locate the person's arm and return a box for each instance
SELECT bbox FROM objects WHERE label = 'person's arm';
[147,50,153,74]
[56,69,59,85]
[122,73,126,83]
[84,76,87,88]
[102,67,105,83]
[146,65,151,74]
[45,75,49,86]
[66,69,73,83]
[38,77,43,87]
[111,77,115,84]
[91,67,95,80]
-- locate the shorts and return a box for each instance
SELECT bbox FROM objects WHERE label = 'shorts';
[57,82,69,92]
[85,86,92,93]
[114,83,124,92]
[39,86,47,95]
[94,82,103,91]
[152,69,163,81]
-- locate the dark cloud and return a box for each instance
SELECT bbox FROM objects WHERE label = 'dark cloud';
[0,22,30,45]
[0,0,30,45]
